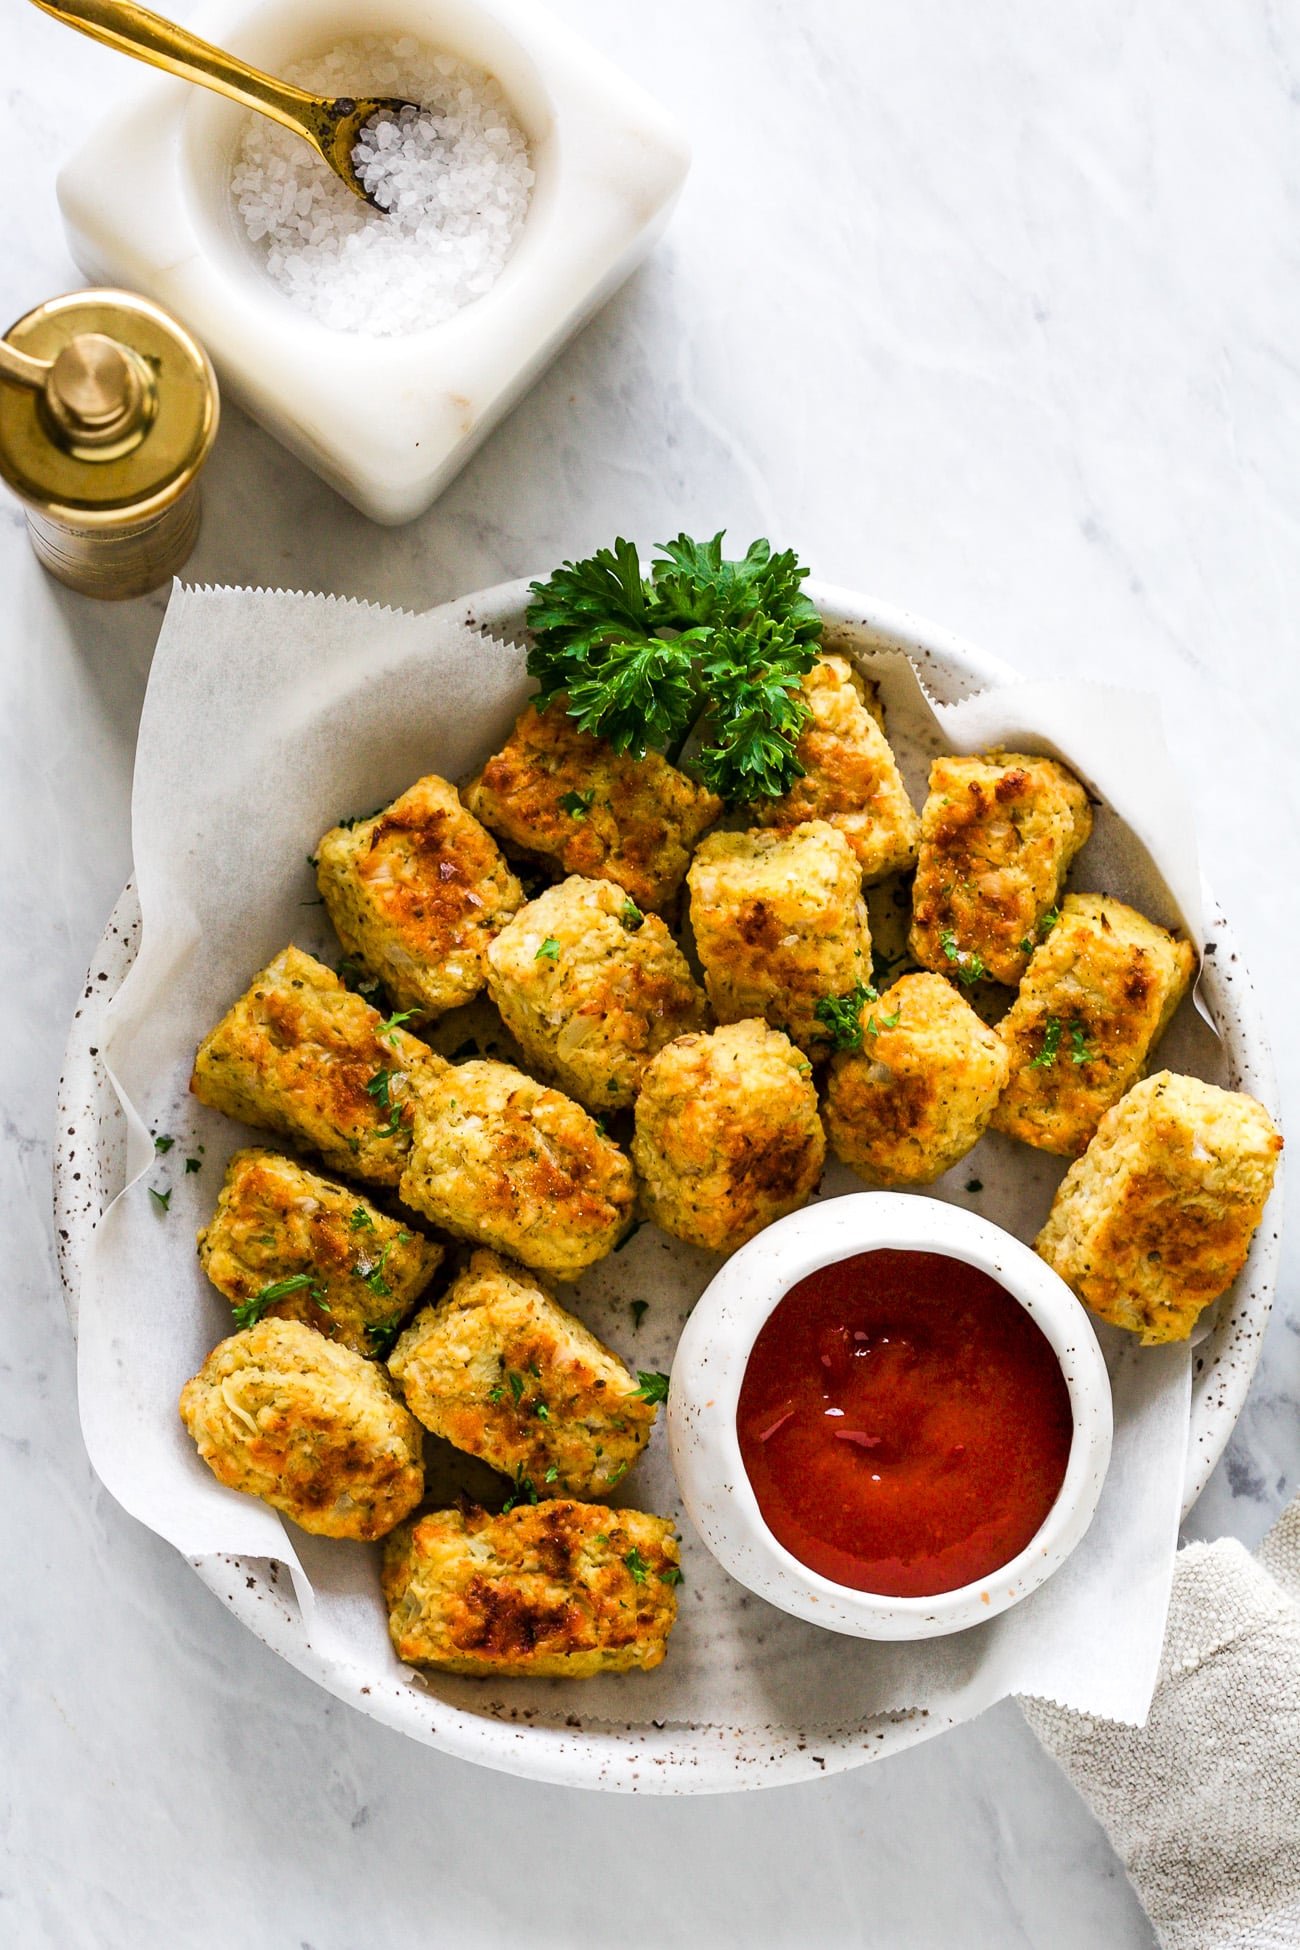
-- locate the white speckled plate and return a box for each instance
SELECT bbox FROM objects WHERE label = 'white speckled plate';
[54,581,1282,1792]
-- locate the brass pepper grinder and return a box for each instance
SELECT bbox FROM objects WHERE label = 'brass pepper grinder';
[0,287,218,599]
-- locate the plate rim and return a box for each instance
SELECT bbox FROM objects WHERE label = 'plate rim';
[53,576,1283,1793]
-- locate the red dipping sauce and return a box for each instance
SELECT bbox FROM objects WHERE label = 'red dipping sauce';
[736,1249,1074,1598]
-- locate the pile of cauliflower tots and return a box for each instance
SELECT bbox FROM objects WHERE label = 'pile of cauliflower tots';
[178,650,1282,1680]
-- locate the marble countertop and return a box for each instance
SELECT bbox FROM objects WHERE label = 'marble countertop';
[4,1,1297,1943]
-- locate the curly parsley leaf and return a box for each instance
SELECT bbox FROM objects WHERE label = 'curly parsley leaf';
[633,1370,670,1405]
[1070,1024,1095,1066]
[623,1547,650,1583]
[524,532,822,800]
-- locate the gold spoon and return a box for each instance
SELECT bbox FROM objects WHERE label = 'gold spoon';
[28,0,417,207]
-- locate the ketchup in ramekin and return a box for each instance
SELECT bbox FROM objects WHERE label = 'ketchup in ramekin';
[736,1248,1073,1598]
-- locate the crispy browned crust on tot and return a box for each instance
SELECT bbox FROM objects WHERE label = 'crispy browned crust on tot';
[1035,1072,1282,1344]
[910,752,1093,988]
[190,946,441,1187]
[686,821,873,1053]
[316,774,523,1021]
[399,1058,635,1280]
[463,701,721,911]
[992,893,1196,1156]
[388,1249,657,1497]
[752,655,921,881]
[179,1317,425,1539]
[382,1500,680,1676]
[197,1147,442,1354]
[632,1020,825,1251]
[823,973,1010,1187]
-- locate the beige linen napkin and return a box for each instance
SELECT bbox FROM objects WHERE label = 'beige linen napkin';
[1023,1500,1300,1950]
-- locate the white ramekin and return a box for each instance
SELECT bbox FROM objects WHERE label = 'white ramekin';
[667,1192,1114,1640]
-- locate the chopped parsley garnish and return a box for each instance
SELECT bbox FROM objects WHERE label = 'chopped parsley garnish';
[533,1401,551,1422]
[508,1370,525,1405]
[502,1467,538,1514]
[358,1238,404,1298]
[148,1186,171,1213]
[623,1547,650,1583]
[661,1565,684,1587]
[544,1466,559,1483]
[630,1299,649,1329]
[184,1156,202,1174]
[865,1007,902,1037]
[488,1382,504,1404]
[366,1069,407,1139]
[336,954,383,1000]
[620,897,644,931]
[153,1134,174,1154]
[377,1009,417,1044]
[939,929,986,986]
[349,1207,375,1232]
[1029,1017,1063,1069]
[525,531,822,803]
[232,1271,328,1330]
[1070,1024,1095,1066]
[634,1370,670,1405]
[535,937,561,962]
[812,979,878,1051]
[1039,907,1060,938]
[365,1315,405,1361]
[558,788,595,819]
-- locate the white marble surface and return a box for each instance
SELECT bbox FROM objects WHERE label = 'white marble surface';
[3,1,1297,1942]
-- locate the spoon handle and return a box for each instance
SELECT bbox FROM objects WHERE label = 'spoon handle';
[27,0,329,140]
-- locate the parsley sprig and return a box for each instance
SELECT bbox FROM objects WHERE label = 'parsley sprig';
[525,532,822,802]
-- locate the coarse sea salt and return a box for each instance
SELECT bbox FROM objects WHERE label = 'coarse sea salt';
[230,36,534,336]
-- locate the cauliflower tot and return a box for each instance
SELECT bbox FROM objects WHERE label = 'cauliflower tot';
[197,1148,442,1355]
[179,1317,424,1539]
[752,654,920,880]
[485,875,707,1110]
[464,701,721,911]
[910,753,1092,988]
[316,774,523,1020]
[823,973,1010,1187]
[687,821,873,1053]
[992,893,1195,1156]
[1035,1072,1282,1344]
[633,1021,825,1252]
[399,1058,635,1280]
[383,1500,680,1676]
[190,946,439,1187]
[388,1249,658,1498]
